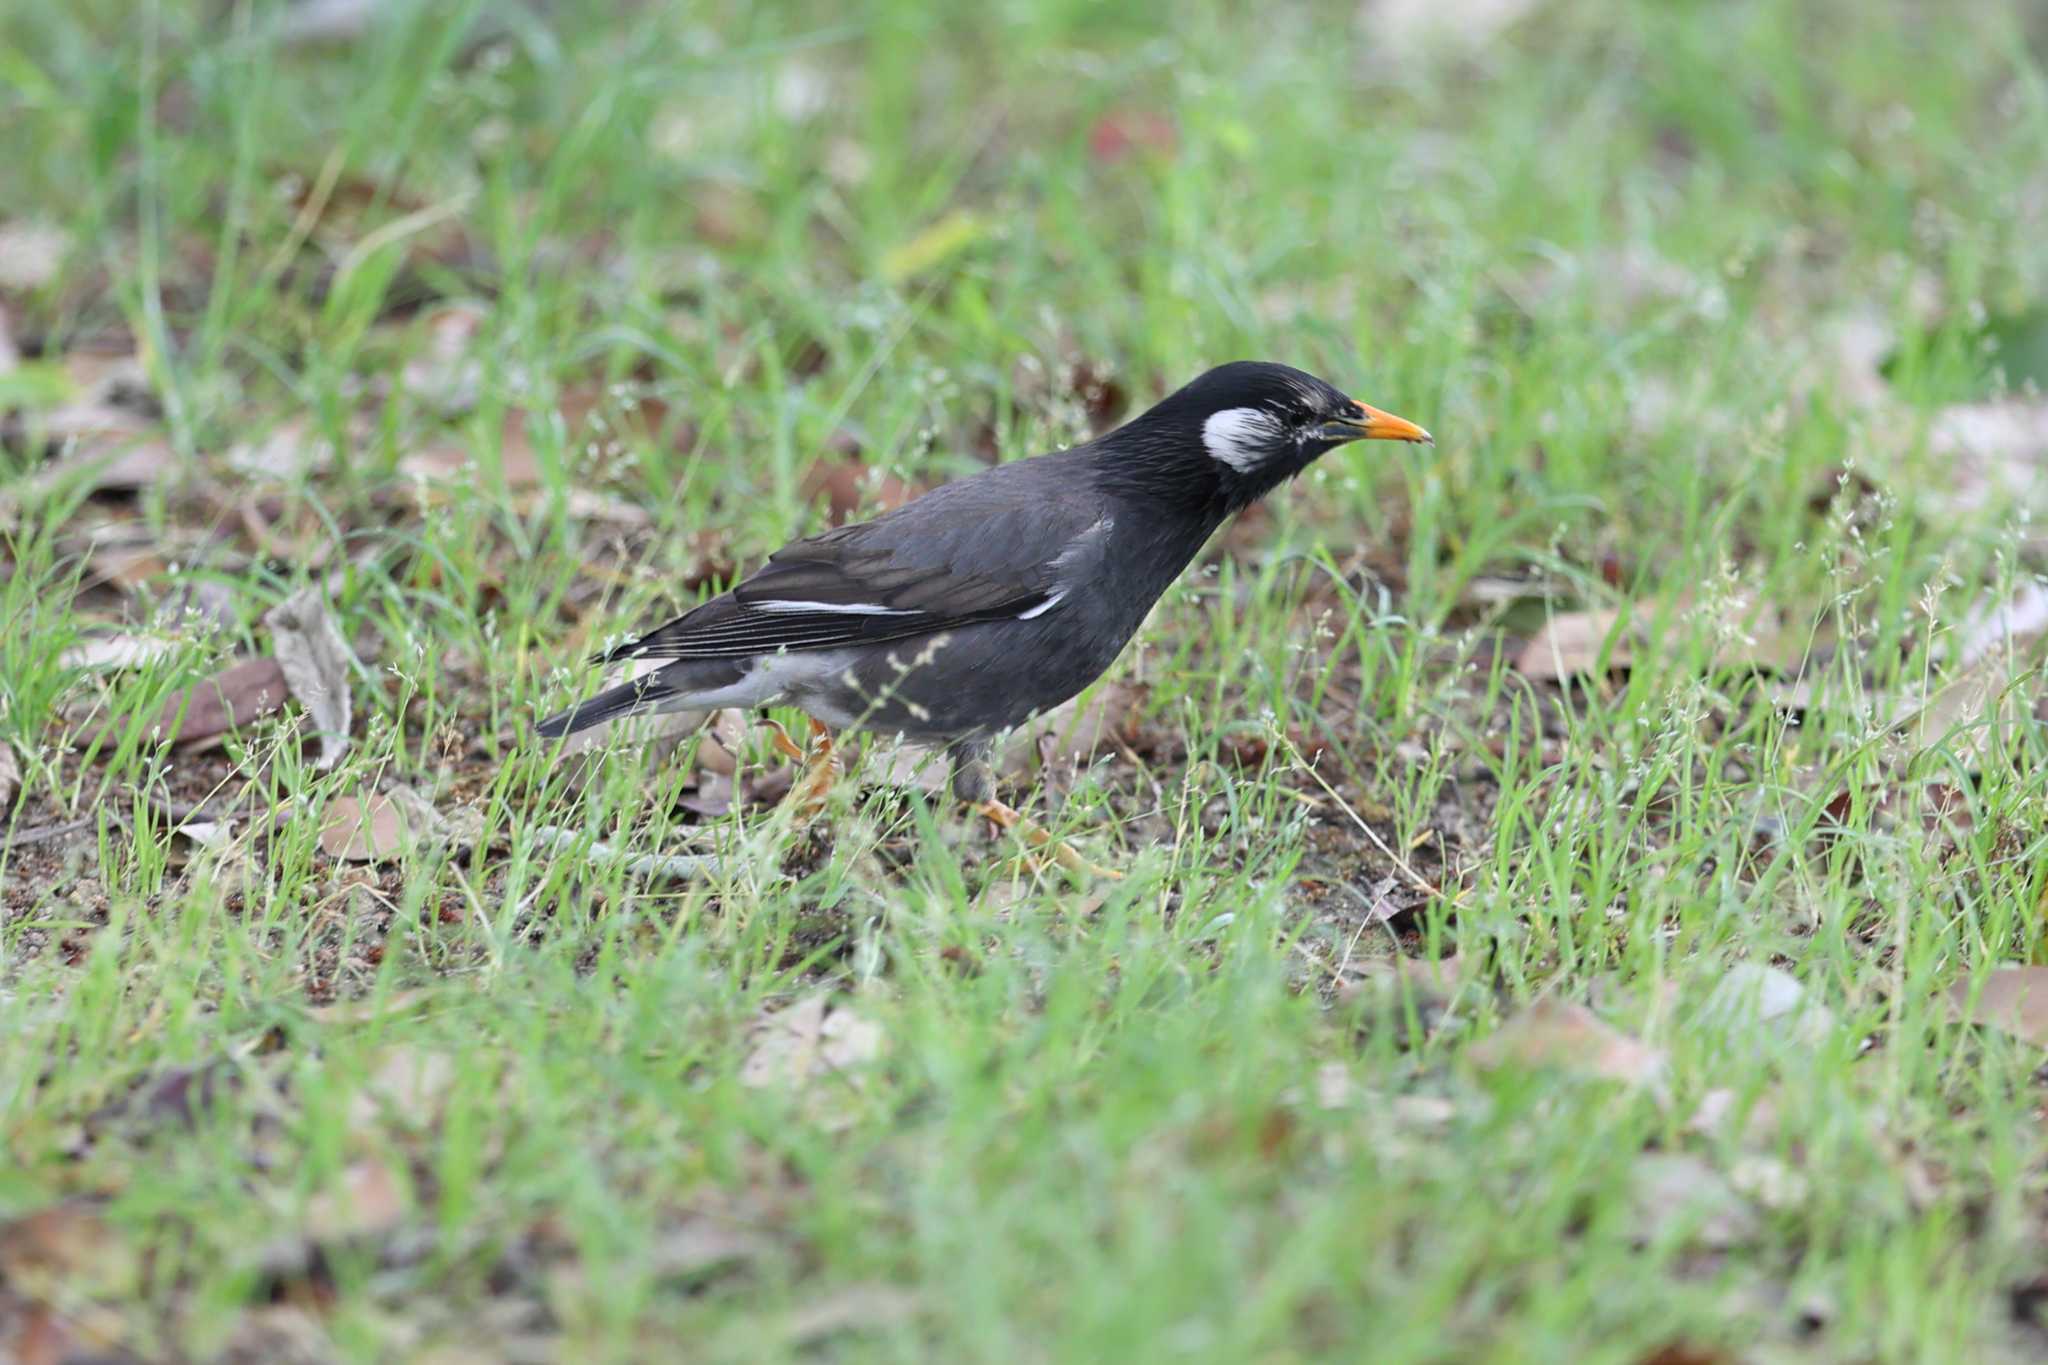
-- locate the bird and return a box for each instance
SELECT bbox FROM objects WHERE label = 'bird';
[535,360,1431,874]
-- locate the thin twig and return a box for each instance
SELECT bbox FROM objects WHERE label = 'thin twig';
[1278,735,1459,904]
[527,824,721,881]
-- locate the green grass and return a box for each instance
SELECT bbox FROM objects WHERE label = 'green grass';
[6,0,2048,1359]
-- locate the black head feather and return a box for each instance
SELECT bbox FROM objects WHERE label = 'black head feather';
[1091,360,1371,515]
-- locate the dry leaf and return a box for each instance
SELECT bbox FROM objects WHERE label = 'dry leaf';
[648,1218,771,1279]
[265,586,357,769]
[1470,999,1668,1093]
[405,390,684,494]
[1948,966,2048,1048]
[0,220,69,289]
[1516,591,1807,681]
[226,417,341,480]
[38,433,178,496]
[695,709,748,776]
[60,632,181,671]
[347,1046,456,1128]
[0,1200,140,1302]
[172,818,236,855]
[1802,307,1896,409]
[740,993,884,1090]
[1955,580,2048,669]
[1513,607,1629,679]
[400,301,488,413]
[319,792,408,862]
[80,532,169,591]
[779,1284,921,1347]
[1927,399,2048,511]
[92,655,289,751]
[306,1160,409,1244]
[1894,610,2048,767]
[801,455,924,527]
[10,348,177,499]
[401,410,545,490]
[1699,963,1833,1050]
[1002,679,1146,780]
[1631,1154,1759,1252]
[0,738,19,812]
[308,988,431,1027]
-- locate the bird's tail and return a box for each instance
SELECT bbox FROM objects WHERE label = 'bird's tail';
[534,675,677,739]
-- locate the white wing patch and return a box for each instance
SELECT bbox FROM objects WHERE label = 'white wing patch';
[752,599,916,616]
[1201,406,1283,472]
[1016,590,1066,620]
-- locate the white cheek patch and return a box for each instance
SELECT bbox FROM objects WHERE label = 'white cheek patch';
[1201,406,1284,472]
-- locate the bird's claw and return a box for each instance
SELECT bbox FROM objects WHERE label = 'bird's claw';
[976,799,1124,881]
[762,717,841,818]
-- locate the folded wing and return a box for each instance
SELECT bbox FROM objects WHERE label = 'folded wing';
[598,466,1103,665]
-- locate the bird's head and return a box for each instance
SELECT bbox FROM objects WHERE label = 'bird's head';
[1111,361,1432,513]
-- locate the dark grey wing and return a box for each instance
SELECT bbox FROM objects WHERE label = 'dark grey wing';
[600,455,1104,665]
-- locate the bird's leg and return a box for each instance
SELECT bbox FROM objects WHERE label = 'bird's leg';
[975,798,1124,881]
[791,718,842,812]
[760,717,806,763]
[948,739,1121,881]
[765,716,842,816]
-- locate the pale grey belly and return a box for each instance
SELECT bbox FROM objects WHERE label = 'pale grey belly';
[789,617,1133,743]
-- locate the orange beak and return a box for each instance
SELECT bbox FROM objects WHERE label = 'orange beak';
[1321,400,1433,445]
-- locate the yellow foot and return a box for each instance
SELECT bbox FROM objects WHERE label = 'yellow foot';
[975,799,1124,881]
[763,717,842,817]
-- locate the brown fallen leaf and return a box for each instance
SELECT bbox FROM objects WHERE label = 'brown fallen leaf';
[1894,607,2048,767]
[0,1199,140,1303]
[1948,966,2048,1048]
[347,1045,456,1129]
[403,388,687,494]
[0,219,70,289]
[1513,607,1629,679]
[305,1159,409,1244]
[226,416,344,480]
[694,709,749,776]
[88,655,289,752]
[15,424,176,502]
[1926,399,2048,512]
[1470,998,1668,1094]
[401,409,548,490]
[1638,1341,1741,1365]
[82,1056,244,1143]
[8,347,178,499]
[778,1284,922,1348]
[307,988,431,1027]
[1001,678,1147,781]
[1515,590,1807,681]
[80,533,170,591]
[318,792,408,862]
[60,632,181,672]
[1954,580,2048,670]
[802,455,924,527]
[740,992,884,1091]
[1630,1153,1759,1252]
[265,586,357,769]
[399,301,488,414]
